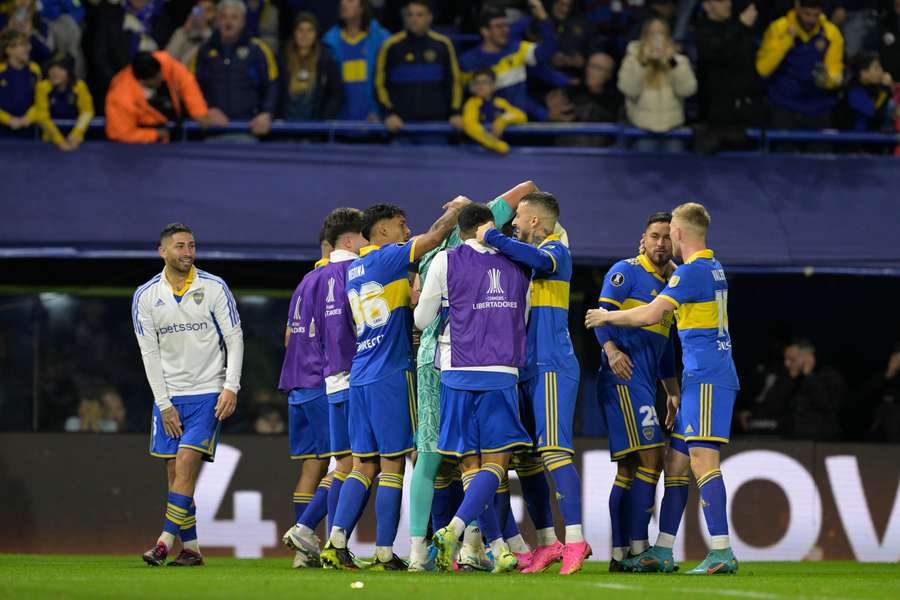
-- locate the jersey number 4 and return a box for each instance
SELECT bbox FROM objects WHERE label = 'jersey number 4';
[348,282,390,335]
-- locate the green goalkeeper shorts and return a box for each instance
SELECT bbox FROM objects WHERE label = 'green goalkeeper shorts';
[415,363,441,453]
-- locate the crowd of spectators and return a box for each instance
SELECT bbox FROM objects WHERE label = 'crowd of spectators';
[2,0,899,151]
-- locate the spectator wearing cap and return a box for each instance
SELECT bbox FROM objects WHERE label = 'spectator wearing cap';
[0,28,40,137]
[192,0,279,137]
[106,51,222,143]
[34,53,94,150]
[756,0,844,132]
[375,0,462,133]
[546,0,599,79]
[165,0,216,66]
[91,0,175,106]
[322,0,391,120]
[280,12,343,120]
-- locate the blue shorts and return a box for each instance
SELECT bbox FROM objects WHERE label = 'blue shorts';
[519,371,579,454]
[672,383,736,445]
[150,393,221,462]
[598,381,665,461]
[328,389,352,457]
[287,390,331,459]
[349,369,416,458]
[438,383,531,457]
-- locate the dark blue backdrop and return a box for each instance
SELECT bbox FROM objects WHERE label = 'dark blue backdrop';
[2,141,898,267]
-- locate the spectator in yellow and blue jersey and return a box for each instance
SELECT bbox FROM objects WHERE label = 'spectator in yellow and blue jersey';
[34,54,94,151]
[322,0,390,120]
[757,0,844,131]
[462,68,527,154]
[0,28,40,137]
[460,1,564,121]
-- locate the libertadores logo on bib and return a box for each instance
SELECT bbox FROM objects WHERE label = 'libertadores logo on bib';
[486,268,505,295]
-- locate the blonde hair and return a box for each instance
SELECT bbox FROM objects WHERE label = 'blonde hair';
[672,202,710,235]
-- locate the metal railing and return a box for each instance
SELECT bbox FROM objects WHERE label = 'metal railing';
[45,118,900,153]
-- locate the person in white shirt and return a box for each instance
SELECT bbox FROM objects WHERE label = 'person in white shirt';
[132,223,243,567]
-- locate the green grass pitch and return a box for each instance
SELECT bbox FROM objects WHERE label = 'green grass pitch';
[2,555,898,599]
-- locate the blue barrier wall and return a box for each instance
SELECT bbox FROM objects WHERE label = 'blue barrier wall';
[3,141,899,267]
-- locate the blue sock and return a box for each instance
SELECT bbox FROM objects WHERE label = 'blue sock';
[543,453,582,526]
[502,500,521,540]
[164,492,193,539]
[299,478,331,530]
[375,473,404,547]
[293,492,312,524]
[698,469,729,537]
[455,463,504,527]
[493,477,512,537]
[348,483,373,537]
[477,499,503,544]
[333,470,372,534]
[516,461,554,530]
[609,475,632,551]
[180,500,197,544]
[432,477,463,532]
[630,467,661,544]
[659,475,690,537]
[327,472,348,533]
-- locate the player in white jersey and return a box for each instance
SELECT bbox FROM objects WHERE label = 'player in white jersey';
[133,223,244,567]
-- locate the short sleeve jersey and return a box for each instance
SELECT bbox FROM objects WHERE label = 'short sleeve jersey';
[658,249,739,389]
[597,255,676,392]
[346,239,417,384]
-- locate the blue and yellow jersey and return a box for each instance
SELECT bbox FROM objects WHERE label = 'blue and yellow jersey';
[658,249,739,389]
[346,239,417,385]
[596,255,676,392]
[526,234,580,380]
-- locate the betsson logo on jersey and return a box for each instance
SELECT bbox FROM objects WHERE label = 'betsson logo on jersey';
[158,322,209,335]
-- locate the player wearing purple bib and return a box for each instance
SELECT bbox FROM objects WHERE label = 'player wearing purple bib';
[284,208,369,564]
[586,202,740,575]
[320,196,472,571]
[416,203,532,573]
[279,228,337,568]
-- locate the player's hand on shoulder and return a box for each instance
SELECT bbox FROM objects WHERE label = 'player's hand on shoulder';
[607,348,634,380]
[161,406,183,438]
[584,307,608,329]
[215,388,238,421]
[475,221,495,244]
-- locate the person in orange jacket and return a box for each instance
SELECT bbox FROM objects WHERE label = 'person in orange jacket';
[105,50,225,143]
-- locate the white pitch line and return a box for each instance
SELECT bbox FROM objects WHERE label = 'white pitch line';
[582,581,862,600]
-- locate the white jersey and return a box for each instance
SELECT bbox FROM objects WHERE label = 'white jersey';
[132,267,244,411]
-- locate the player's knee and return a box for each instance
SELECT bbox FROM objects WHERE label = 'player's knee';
[380,455,406,475]
[688,446,720,477]
[637,447,664,471]
[617,454,637,478]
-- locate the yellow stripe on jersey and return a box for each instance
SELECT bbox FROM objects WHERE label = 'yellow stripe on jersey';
[637,254,667,283]
[621,298,673,337]
[531,279,569,309]
[598,296,623,308]
[343,59,368,82]
[382,278,411,312]
[677,301,719,330]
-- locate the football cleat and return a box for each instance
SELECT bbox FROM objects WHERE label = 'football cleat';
[491,548,518,574]
[432,526,460,572]
[142,542,168,566]
[685,549,739,575]
[630,545,676,573]
[370,553,408,571]
[559,541,592,575]
[319,541,359,570]
[458,544,493,572]
[282,526,322,567]
[167,549,204,567]
[520,541,564,573]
